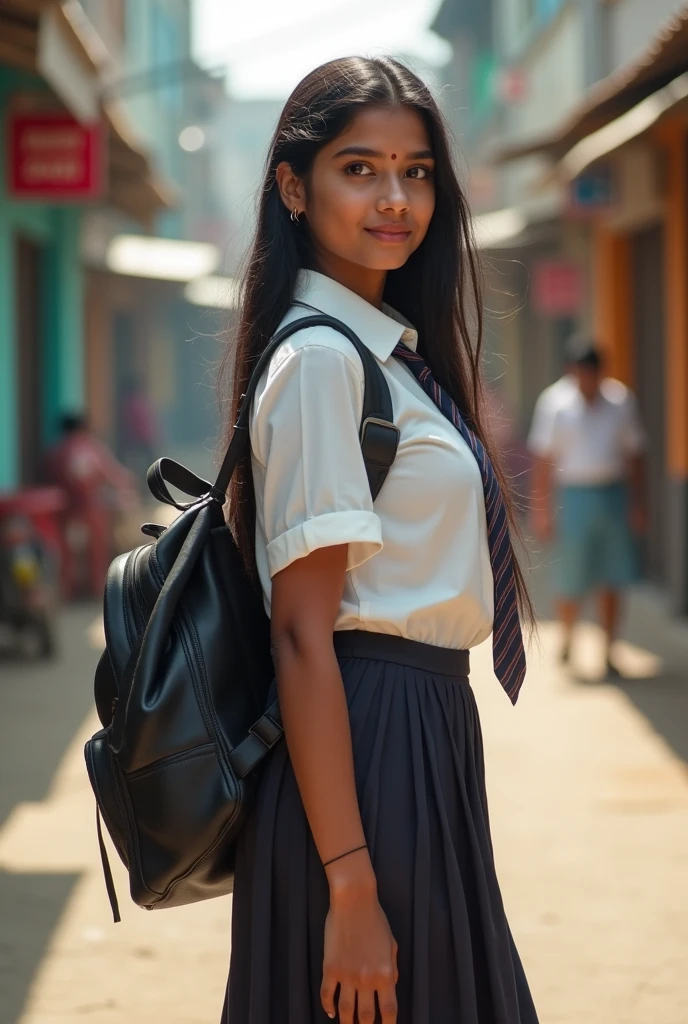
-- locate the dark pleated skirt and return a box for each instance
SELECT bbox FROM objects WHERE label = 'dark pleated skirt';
[223,630,539,1024]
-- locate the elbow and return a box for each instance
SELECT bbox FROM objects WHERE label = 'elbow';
[270,618,336,690]
[269,625,298,674]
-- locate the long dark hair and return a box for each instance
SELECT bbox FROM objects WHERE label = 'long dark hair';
[222,56,533,628]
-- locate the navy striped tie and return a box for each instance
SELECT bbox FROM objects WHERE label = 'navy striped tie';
[393,342,526,704]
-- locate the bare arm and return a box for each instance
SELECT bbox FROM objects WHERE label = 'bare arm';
[628,453,647,534]
[271,543,369,873]
[271,544,398,1024]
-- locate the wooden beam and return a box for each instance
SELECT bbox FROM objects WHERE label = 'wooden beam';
[0,38,36,72]
[3,1,52,15]
[661,128,688,476]
[0,20,38,50]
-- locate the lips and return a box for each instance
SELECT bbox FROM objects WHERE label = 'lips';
[365,225,412,243]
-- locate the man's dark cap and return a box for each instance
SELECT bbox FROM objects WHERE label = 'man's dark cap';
[564,334,602,369]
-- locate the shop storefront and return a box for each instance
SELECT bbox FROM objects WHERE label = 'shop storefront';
[0,1,169,491]
[494,8,688,613]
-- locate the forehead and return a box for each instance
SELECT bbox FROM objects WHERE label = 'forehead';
[328,105,432,151]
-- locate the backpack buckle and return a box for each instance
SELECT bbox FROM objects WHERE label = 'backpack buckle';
[249,712,282,748]
[359,416,400,468]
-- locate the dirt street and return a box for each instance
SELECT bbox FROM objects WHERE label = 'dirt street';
[1,592,687,1024]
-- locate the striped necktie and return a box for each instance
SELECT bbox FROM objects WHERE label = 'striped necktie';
[393,342,526,704]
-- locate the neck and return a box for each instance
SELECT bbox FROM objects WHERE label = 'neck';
[312,249,386,309]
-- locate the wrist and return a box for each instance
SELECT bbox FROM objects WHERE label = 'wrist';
[326,848,377,902]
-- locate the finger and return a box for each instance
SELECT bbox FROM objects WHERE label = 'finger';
[377,983,399,1024]
[336,982,356,1024]
[357,987,376,1024]
[320,974,337,1019]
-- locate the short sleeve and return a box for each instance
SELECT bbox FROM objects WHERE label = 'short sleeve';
[619,392,646,456]
[250,337,383,578]
[528,390,558,459]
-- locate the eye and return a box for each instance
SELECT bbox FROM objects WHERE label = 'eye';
[406,165,433,180]
[345,162,374,176]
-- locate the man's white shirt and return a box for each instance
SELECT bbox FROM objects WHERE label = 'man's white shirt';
[528,375,645,486]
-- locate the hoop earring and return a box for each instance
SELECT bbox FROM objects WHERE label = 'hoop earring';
[290,208,301,224]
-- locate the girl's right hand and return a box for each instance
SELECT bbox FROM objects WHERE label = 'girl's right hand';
[320,859,398,1024]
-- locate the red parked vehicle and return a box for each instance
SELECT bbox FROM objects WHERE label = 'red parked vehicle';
[0,487,63,658]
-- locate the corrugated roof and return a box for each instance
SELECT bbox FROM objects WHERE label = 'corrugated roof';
[492,3,688,164]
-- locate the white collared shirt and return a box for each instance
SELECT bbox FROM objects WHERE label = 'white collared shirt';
[249,270,494,651]
[528,375,645,486]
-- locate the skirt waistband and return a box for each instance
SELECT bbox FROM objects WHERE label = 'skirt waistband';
[332,630,470,677]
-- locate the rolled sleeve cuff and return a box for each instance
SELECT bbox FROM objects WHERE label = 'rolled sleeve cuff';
[266,510,383,577]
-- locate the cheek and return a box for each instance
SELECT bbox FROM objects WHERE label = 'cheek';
[408,190,435,249]
[311,182,365,232]
[416,189,436,231]
[308,183,370,254]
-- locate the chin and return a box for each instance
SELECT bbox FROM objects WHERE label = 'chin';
[357,250,411,271]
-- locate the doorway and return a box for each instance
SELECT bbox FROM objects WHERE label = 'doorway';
[631,224,666,585]
[15,236,44,486]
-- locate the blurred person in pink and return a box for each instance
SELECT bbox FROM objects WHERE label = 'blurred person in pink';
[46,414,137,599]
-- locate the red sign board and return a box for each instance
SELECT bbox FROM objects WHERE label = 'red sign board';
[7,111,104,201]
[532,260,584,317]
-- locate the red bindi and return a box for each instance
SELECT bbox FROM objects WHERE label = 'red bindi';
[391,153,397,160]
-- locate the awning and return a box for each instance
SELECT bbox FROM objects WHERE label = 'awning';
[0,0,173,226]
[104,100,178,228]
[492,3,688,165]
[472,189,562,250]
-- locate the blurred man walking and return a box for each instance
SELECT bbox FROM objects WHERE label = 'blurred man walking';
[528,338,647,676]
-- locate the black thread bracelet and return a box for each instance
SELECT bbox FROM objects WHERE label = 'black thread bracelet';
[322,843,368,868]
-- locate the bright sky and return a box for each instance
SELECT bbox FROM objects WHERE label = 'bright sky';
[192,0,450,99]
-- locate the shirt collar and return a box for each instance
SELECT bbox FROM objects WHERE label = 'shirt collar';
[294,269,418,360]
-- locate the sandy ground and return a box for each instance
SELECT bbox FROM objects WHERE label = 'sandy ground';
[1,584,687,1023]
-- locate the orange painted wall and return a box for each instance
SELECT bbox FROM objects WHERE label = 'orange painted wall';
[592,223,634,387]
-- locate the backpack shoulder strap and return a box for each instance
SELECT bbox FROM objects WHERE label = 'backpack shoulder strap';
[214,314,399,501]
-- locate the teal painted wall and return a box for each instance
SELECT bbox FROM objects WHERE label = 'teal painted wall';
[0,187,18,489]
[0,69,85,489]
[43,207,85,437]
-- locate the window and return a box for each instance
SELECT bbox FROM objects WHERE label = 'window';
[111,0,126,43]
[516,0,537,33]
[538,0,565,18]
[152,2,183,110]
[512,0,565,46]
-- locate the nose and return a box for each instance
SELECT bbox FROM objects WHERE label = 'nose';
[376,173,410,215]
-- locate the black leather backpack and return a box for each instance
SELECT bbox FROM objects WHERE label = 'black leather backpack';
[84,314,400,921]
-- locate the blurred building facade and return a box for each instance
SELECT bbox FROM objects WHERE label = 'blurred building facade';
[0,1,168,491]
[78,0,231,474]
[0,1,232,499]
[212,98,282,275]
[433,0,688,615]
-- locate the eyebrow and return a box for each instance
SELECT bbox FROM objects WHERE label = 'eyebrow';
[332,146,435,160]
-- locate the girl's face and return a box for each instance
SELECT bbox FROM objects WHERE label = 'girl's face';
[277,105,436,298]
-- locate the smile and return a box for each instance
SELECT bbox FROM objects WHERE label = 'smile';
[365,227,412,243]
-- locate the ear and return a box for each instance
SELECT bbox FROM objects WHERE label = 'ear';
[276,161,306,217]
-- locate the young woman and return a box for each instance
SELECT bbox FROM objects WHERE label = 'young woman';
[222,56,538,1024]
